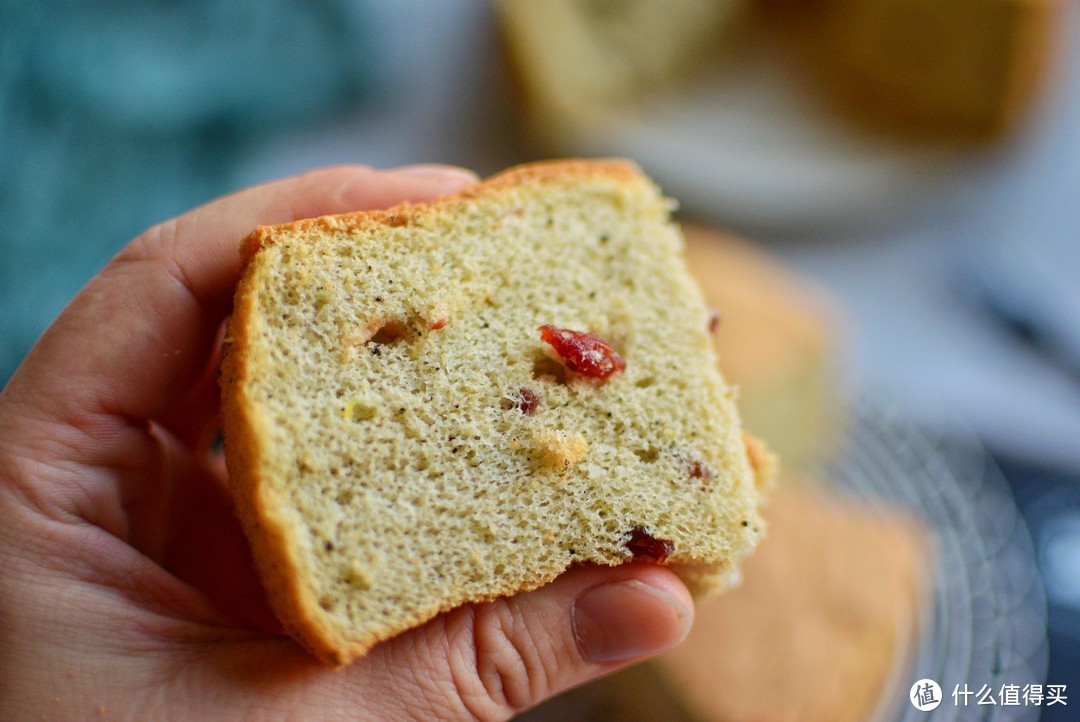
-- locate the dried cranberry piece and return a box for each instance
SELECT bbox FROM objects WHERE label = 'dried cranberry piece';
[624,526,674,564]
[537,325,625,380]
[707,308,721,334]
[687,459,713,483]
[516,386,540,415]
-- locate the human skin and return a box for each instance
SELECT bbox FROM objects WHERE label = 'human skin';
[0,165,693,721]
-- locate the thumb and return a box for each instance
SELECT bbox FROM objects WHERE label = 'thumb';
[350,564,693,721]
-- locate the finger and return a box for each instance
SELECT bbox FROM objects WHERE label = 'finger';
[345,564,694,721]
[154,318,228,454]
[155,423,280,634]
[5,165,479,445]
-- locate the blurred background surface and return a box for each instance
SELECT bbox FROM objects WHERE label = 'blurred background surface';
[2,1,1077,719]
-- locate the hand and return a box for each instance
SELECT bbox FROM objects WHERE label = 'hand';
[0,165,694,720]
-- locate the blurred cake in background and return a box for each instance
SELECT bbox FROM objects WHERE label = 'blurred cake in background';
[684,223,845,474]
[497,0,1061,146]
[494,0,749,147]
[763,0,1062,142]
[495,0,745,99]
[655,483,928,722]
[495,0,1065,231]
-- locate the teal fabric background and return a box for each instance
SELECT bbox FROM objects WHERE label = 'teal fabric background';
[0,1,377,383]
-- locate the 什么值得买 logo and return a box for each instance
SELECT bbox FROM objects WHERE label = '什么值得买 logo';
[910,679,943,711]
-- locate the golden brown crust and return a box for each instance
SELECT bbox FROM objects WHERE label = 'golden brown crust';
[239,158,646,262]
[222,257,349,664]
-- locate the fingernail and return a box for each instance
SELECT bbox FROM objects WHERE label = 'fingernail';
[392,164,480,185]
[572,579,692,664]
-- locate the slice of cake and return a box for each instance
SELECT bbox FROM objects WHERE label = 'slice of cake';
[220,159,770,666]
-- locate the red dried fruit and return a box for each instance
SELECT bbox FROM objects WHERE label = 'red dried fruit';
[687,459,713,483]
[537,325,625,380]
[428,318,447,331]
[624,526,674,564]
[516,386,540,415]
[707,308,721,334]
